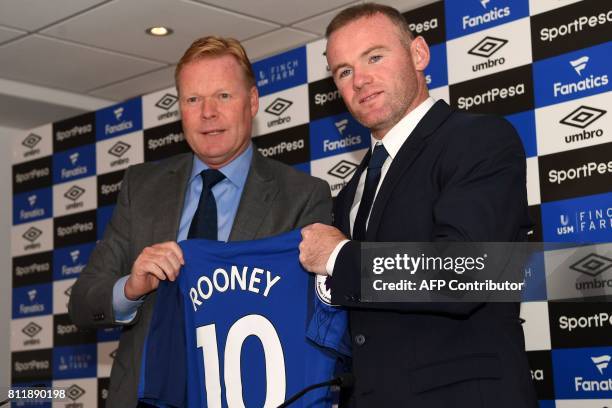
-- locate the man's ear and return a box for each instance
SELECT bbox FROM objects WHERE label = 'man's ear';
[250,85,259,117]
[411,36,430,72]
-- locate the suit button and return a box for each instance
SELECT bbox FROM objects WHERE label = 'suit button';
[354,334,366,346]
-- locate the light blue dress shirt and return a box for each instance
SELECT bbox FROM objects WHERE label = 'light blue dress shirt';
[112,144,253,321]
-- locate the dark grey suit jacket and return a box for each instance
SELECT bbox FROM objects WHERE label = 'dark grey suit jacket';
[68,147,332,407]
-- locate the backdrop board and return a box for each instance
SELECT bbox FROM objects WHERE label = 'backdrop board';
[10,1,612,406]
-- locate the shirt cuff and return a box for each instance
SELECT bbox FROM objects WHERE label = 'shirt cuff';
[326,239,350,276]
[112,275,144,323]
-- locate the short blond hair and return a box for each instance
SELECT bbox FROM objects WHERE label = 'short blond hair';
[175,36,255,91]
[326,3,414,47]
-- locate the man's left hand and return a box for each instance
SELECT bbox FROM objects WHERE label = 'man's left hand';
[299,223,347,275]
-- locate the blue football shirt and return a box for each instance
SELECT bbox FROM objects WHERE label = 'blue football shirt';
[141,230,349,408]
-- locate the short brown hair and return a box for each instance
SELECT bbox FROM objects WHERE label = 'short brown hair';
[326,3,414,45]
[175,36,255,91]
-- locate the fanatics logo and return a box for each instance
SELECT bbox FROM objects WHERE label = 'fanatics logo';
[22,227,42,243]
[70,250,80,263]
[69,152,79,165]
[22,133,42,149]
[28,195,37,207]
[108,141,131,158]
[67,384,86,401]
[559,106,606,129]
[28,289,37,302]
[328,160,358,180]
[155,93,178,110]
[480,0,490,8]
[22,322,42,338]
[468,36,508,58]
[114,107,124,121]
[335,119,348,134]
[570,254,612,277]
[570,56,589,76]
[265,98,293,116]
[64,185,85,202]
[591,355,611,374]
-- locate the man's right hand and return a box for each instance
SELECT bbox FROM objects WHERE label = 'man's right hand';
[124,242,185,300]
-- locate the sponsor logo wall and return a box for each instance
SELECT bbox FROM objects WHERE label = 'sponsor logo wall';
[10,1,611,405]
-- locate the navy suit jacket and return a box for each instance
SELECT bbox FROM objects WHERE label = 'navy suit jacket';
[330,100,538,407]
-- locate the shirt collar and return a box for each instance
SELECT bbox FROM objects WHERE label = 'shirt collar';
[189,143,253,189]
[370,96,436,159]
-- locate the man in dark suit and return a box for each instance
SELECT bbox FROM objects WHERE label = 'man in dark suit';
[69,36,331,407]
[299,4,538,407]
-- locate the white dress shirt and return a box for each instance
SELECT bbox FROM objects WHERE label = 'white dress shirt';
[325,97,436,275]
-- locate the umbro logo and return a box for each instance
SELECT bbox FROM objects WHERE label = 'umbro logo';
[559,106,606,129]
[67,384,86,401]
[22,322,42,338]
[22,133,42,149]
[570,253,612,277]
[64,185,85,202]
[22,227,42,243]
[468,36,508,58]
[108,141,131,158]
[265,98,293,116]
[328,160,358,180]
[155,94,178,110]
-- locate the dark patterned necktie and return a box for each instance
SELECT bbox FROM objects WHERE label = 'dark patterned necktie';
[188,169,226,239]
[352,143,389,240]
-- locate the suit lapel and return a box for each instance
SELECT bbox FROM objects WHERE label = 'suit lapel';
[229,150,279,241]
[338,150,370,236]
[366,101,454,240]
[153,153,193,242]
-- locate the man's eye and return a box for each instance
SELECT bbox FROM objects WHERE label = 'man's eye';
[219,93,231,100]
[338,68,352,79]
[369,55,382,63]
[185,96,199,104]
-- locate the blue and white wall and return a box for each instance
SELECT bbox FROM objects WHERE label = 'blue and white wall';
[9,0,612,406]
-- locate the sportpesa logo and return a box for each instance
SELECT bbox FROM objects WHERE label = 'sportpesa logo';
[547,160,612,185]
[559,312,612,332]
[457,83,525,110]
[539,10,612,42]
